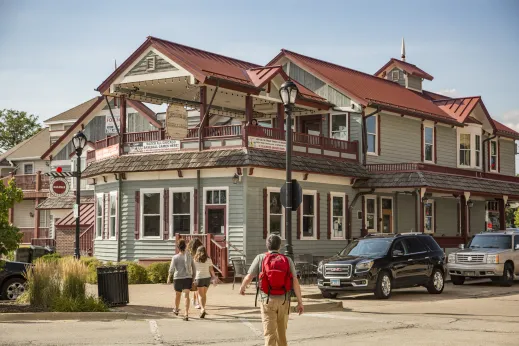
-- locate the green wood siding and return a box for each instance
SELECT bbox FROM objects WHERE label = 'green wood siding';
[436,125,457,168]
[499,139,516,176]
[126,51,178,76]
[407,75,422,91]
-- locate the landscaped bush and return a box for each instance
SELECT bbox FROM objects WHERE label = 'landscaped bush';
[147,262,170,284]
[60,257,87,299]
[80,257,103,284]
[120,261,148,284]
[52,295,108,312]
[38,253,62,263]
[24,260,62,310]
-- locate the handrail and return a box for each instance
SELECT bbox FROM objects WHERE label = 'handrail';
[79,225,95,256]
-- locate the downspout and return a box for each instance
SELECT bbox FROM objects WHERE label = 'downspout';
[482,134,497,173]
[117,175,122,262]
[348,188,374,241]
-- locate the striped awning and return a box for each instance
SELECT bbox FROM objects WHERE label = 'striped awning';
[55,204,94,228]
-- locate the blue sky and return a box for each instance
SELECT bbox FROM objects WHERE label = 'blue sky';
[0,1,518,150]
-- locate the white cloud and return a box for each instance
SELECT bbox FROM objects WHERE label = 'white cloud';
[436,88,458,97]
[501,109,519,131]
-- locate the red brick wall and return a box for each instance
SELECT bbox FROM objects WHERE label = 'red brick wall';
[55,228,75,256]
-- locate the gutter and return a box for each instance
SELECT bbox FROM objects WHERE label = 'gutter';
[348,188,374,241]
[482,134,497,173]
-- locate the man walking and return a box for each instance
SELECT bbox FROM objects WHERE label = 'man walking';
[239,234,304,346]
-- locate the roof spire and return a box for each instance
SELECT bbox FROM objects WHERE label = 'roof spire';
[114,59,117,70]
[401,37,406,61]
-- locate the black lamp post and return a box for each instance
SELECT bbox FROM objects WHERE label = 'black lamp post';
[72,131,87,259]
[279,80,298,260]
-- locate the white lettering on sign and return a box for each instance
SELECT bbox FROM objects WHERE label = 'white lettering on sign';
[248,136,286,152]
[106,114,121,135]
[128,140,181,154]
[50,177,70,197]
[166,104,188,139]
[96,144,119,161]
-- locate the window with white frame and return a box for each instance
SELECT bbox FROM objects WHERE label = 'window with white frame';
[459,133,471,166]
[366,115,377,154]
[267,188,284,238]
[140,189,163,239]
[109,191,117,238]
[457,127,482,168]
[301,191,317,239]
[23,163,34,175]
[424,200,434,233]
[424,126,434,162]
[331,193,346,239]
[95,193,103,238]
[475,135,481,167]
[365,196,377,233]
[170,188,193,235]
[330,113,348,141]
[206,189,227,205]
[39,210,50,228]
[490,140,498,171]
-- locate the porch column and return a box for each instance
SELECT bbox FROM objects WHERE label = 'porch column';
[34,198,40,239]
[120,97,127,143]
[245,95,253,124]
[498,198,506,230]
[460,195,468,242]
[277,103,284,131]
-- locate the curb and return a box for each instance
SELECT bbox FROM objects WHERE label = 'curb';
[0,312,137,322]
[295,301,342,313]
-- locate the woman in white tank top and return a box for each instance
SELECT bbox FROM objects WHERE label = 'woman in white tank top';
[194,246,216,318]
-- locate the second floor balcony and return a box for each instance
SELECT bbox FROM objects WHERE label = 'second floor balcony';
[87,124,360,164]
[1,172,50,198]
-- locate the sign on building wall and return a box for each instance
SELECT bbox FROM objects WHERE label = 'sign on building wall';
[96,144,119,161]
[50,177,70,197]
[248,136,285,152]
[166,104,188,139]
[128,140,181,154]
[106,114,121,135]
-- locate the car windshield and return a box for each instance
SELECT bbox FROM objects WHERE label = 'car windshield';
[468,235,512,249]
[339,238,392,258]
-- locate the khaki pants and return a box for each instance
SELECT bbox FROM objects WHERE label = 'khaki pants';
[260,297,290,346]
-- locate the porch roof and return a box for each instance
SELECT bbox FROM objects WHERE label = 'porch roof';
[55,203,94,228]
[36,196,94,210]
[353,171,519,198]
[82,148,369,179]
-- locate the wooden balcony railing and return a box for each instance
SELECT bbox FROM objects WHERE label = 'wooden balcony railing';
[95,135,120,150]
[4,173,49,191]
[124,129,165,143]
[204,125,242,138]
[79,225,94,256]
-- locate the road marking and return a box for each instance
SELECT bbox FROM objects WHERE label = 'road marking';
[304,313,372,321]
[239,317,263,337]
[148,320,163,345]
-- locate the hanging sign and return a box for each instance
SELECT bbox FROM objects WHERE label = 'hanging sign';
[248,136,285,152]
[50,178,70,197]
[105,114,121,135]
[96,144,119,161]
[166,104,188,139]
[128,140,181,154]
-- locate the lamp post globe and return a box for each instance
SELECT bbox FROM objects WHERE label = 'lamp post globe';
[279,80,299,106]
[72,131,87,156]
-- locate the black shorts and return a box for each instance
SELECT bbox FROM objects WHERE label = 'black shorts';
[173,278,193,292]
[195,277,211,287]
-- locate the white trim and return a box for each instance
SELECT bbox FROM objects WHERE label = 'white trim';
[489,139,499,172]
[423,124,435,163]
[22,162,35,175]
[202,186,230,236]
[366,114,378,156]
[169,187,195,238]
[329,112,349,141]
[249,167,353,186]
[300,189,318,240]
[43,120,78,125]
[423,199,435,234]
[380,197,394,234]
[456,126,482,169]
[95,193,104,240]
[364,195,378,233]
[109,191,118,239]
[330,192,346,240]
[140,188,164,240]
[266,187,285,239]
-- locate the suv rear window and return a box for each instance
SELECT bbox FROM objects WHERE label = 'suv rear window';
[405,237,427,254]
[419,236,442,252]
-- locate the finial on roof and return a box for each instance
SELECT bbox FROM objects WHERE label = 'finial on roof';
[114,59,117,70]
[401,37,406,61]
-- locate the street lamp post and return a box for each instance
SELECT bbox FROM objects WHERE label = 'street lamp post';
[72,131,87,259]
[279,81,299,260]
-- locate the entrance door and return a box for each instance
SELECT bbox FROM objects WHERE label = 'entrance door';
[381,198,393,234]
[205,206,226,240]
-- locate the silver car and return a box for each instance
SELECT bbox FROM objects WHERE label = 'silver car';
[447,230,519,287]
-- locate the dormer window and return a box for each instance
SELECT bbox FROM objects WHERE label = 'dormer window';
[146,56,156,71]
[391,70,399,81]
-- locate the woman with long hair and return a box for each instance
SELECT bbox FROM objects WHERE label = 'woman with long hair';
[167,239,196,321]
[187,238,203,309]
[194,246,216,318]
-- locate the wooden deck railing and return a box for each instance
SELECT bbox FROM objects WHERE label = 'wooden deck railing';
[204,125,242,138]
[175,233,229,278]
[79,225,95,256]
[95,135,120,150]
[4,173,49,191]
[86,150,96,162]
[124,129,165,143]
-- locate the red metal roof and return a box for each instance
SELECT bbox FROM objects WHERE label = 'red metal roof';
[270,49,458,124]
[493,119,519,139]
[55,203,94,228]
[433,97,481,123]
[375,58,434,81]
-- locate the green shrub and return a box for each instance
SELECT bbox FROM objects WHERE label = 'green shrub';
[147,262,170,284]
[120,261,148,284]
[80,257,102,284]
[6,251,15,261]
[38,253,61,263]
[52,295,108,312]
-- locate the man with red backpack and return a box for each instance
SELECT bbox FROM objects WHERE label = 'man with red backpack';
[239,234,304,346]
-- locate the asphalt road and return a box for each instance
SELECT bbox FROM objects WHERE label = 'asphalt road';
[1,280,518,346]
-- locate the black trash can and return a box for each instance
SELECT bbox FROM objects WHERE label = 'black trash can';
[97,265,129,306]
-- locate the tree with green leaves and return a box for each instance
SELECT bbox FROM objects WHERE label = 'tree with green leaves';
[515,208,519,230]
[0,179,24,256]
[0,109,41,150]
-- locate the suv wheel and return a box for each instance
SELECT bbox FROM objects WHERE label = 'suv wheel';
[451,275,465,285]
[427,268,444,294]
[374,271,392,299]
[321,290,338,299]
[1,278,26,301]
[499,263,514,287]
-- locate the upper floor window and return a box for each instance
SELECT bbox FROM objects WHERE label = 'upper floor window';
[366,115,378,155]
[490,140,498,172]
[23,163,34,175]
[330,113,348,141]
[423,126,434,162]
[475,135,481,167]
[457,127,482,169]
[459,133,471,166]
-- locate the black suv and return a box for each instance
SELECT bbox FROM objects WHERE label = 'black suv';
[0,261,27,301]
[317,233,445,299]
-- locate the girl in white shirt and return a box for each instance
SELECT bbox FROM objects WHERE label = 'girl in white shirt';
[194,246,216,318]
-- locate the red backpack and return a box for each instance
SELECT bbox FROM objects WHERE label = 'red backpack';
[258,252,293,303]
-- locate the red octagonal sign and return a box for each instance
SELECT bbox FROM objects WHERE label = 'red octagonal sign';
[50,178,70,197]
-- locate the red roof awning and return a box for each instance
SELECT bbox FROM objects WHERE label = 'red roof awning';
[55,204,94,228]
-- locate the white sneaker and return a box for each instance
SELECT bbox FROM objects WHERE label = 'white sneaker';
[195,303,201,309]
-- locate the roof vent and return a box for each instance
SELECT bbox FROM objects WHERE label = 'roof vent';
[146,56,156,71]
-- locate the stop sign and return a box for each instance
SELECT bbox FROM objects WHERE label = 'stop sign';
[50,178,69,197]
